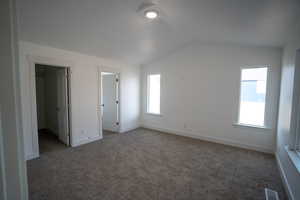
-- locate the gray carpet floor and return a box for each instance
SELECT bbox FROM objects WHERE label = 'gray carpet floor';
[103,130,119,138]
[27,128,287,200]
[38,129,67,154]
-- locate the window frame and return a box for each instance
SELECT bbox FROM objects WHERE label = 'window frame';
[291,80,300,152]
[286,49,300,174]
[146,74,161,115]
[236,66,269,129]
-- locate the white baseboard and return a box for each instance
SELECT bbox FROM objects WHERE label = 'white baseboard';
[120,125,140,133]
[25,152,39,161]
[276,154,295,200]
[141,124,274,154]
[72,135,102,147]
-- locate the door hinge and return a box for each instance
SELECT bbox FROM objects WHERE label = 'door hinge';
[116,100,119,104]
[116,78,119,82]
[67,72,71,79]
[116,122,119,125]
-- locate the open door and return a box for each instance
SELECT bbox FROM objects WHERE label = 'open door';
[57,68,70,145]
[101,73,120,132]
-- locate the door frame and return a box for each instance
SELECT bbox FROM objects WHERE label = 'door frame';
[98,66,121,138]
[27,55,73,159]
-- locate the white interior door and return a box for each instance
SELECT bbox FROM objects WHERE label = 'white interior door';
[102,74,119,132]
[57,68,70,145]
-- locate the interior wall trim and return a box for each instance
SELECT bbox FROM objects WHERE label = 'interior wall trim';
[71,135,102,147]
[276,153,295,200]
[141,124,274,154]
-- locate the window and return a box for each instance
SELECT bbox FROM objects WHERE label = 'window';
[238,67,268,127]
[147,74,160,114]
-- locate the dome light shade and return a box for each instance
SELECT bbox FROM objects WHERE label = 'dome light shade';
[145,10,158,19]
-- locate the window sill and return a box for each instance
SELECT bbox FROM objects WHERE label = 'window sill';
[146,112,162,117]
[233,123,271,130]
[285,145,300,174]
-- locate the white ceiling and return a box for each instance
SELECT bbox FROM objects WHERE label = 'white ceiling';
[17,0,300,65]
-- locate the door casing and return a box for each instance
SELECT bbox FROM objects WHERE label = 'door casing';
[28,55,74,159]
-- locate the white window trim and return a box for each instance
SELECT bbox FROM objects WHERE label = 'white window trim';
[286,49,300,173]
[233,123,271,130]
[146,74,161,115]
[289,98,300,151]
[285,146,300,174]
[146,112,162,117]
[235,65,270,129]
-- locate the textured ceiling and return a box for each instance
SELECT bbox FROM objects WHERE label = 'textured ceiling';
[17,0,300,65]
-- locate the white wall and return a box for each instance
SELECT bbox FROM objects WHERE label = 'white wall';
[102,74,118,132]
[119,66,140,133]
[276,27,300,200]
[0,0,28,199]
[19,41,140,160]
[141,44,281,153]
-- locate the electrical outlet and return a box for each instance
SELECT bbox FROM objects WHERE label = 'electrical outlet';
[184,123,187,129]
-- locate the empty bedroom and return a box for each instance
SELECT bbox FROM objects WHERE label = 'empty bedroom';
[1,0,300,200]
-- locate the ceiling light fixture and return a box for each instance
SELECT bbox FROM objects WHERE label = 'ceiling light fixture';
[144,10,158,19]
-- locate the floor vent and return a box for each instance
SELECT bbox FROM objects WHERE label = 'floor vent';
[265,188,279,200]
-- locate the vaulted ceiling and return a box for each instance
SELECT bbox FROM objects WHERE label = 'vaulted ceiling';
[17,0,300,65]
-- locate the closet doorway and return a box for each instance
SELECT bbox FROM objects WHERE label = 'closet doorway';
[35,64,71,154]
